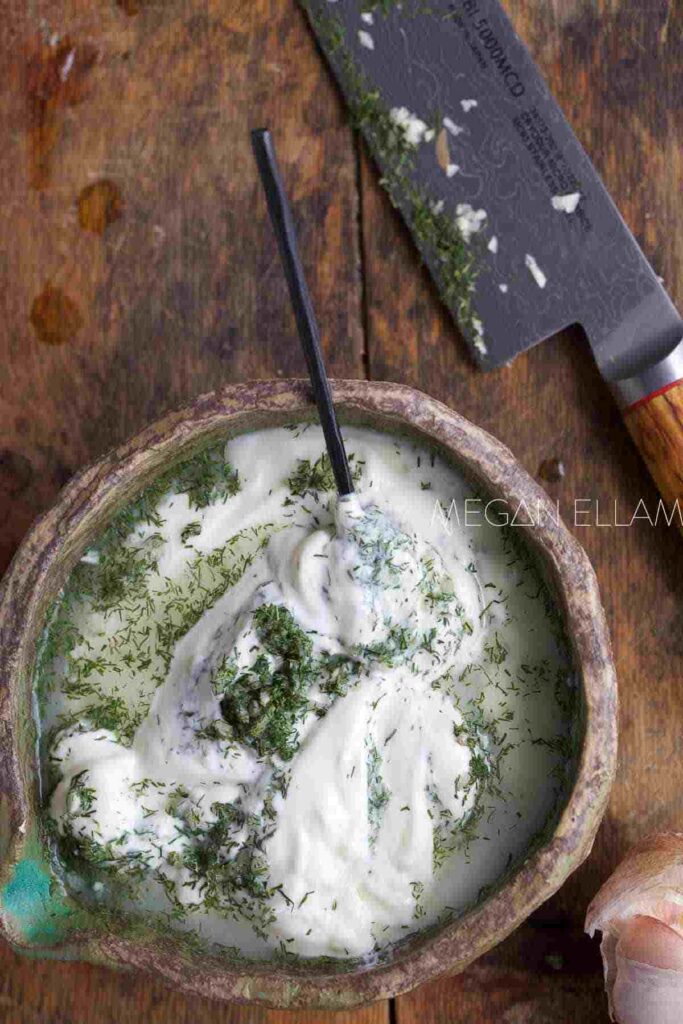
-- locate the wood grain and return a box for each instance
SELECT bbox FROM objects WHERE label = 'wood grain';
[0,0,365,576]
[0,0,681,1021]
[0,947,386,1024]
[395,920,606,1024]
[625,380,683,519]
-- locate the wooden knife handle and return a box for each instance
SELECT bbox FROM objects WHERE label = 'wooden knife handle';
[624,379,683,516]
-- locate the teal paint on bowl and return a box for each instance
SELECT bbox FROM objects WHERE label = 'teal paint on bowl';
[1,857,73,945]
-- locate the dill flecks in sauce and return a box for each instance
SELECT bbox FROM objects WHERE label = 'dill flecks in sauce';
[36,426,577,960]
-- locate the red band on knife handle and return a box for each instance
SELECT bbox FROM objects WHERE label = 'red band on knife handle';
[624,377,683,415]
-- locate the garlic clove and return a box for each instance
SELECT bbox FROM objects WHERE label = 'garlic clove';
[612,946,683,1024]
[586,833,683,1022]
[618,916,683,971]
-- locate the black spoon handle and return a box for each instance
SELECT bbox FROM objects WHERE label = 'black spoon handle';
[250,128,355,497]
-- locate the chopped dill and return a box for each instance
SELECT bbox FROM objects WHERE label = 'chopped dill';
[367,742,391,844]
[180,521,202,545]
[57,694,147,746]
[171,446,240,510]
[287,451,363,499]
[64,438,240,614]
[484,634,508,666]
[215,604,315,761]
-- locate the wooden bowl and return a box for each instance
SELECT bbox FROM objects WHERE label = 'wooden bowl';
[0,379,617,1009]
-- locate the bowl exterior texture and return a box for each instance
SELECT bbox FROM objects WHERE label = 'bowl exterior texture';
[0,379,617,1008]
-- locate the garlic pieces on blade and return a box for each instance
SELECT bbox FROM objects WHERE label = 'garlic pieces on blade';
[586,832,683,1023]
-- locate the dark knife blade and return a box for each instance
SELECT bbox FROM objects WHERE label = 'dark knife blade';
[300,0,682,394]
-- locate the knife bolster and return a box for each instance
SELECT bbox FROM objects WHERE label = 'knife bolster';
[624,379,683,517]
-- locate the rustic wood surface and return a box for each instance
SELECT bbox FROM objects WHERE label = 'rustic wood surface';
[0,0,681,1021]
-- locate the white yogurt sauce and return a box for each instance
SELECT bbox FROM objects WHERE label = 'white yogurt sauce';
[39,426,576,960]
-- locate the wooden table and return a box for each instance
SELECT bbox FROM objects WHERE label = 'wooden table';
[0,1,681,1020]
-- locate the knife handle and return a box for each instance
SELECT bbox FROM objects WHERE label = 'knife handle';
[623,379,683,520]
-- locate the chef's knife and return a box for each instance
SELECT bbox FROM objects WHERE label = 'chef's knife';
[300,0,683,514]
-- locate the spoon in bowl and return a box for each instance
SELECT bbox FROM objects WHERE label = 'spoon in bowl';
[250,128,355,497]
[249,136,482,654]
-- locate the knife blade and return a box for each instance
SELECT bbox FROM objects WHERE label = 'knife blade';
[299,0,683,408]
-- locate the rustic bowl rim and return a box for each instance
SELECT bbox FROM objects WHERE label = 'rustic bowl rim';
[0,378,617,1009]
